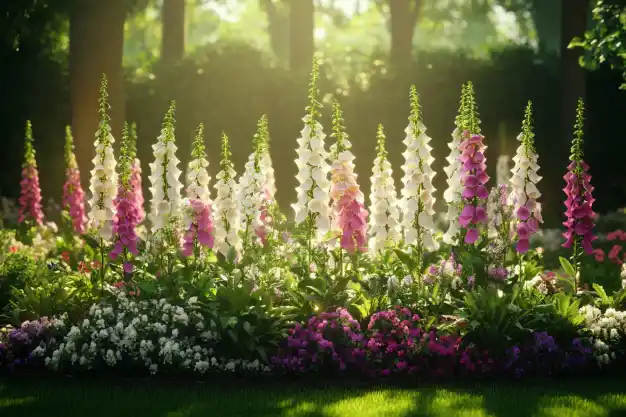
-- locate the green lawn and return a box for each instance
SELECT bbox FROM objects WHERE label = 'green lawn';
[2,376,626,417]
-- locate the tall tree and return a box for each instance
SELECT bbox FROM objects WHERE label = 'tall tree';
[161,0,186,65]
[388,0,423,72]
[289,0,314,73]
[560,0,590,143]
[260,0,290,64]
[70,0,126,185]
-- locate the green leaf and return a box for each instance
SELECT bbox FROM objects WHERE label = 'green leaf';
[226,247,237,264]
[559,257,576,277]
[136,280,157,295]
[305,285,324,297]
[82,234,101,250]
[393,248,415,270]
[242,321,252,334]
[257,347,268,363]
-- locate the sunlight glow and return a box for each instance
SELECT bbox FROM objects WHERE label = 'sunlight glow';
[314,27,327,41]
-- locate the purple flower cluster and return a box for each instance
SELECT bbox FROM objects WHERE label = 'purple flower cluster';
[273,307,464,377]
[459,332,593,378]
[563,160,596,254]
[271,308,363,373]
[110,186,140,272]
[1,318,59,371]
[423,254,462,285]
[273,308,596,380]
[458,131,489,244]
[487,266,508,281]
[501,332,593,378]
[182,199,215,257]
[365,308,423,376]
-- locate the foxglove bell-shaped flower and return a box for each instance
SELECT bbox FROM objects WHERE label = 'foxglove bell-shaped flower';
[400,86,438,251]
[62,126,86,234]
[110,123,140,270]
[182,124,214,256]
[257,123,277,244]
[563,99,595,255]
[329,100,368,254]
[369,124,401,254]
[238,116,270,247]
[291,58,331,242]
[148,102,183,235]
[18,121,44,225]
[129,122,145,224]
[87,76,117,240]
[510,102,543,253]
[443,84,470,245]
[487,184,513,239]
[458,130,489,244]
[213,133,242,258]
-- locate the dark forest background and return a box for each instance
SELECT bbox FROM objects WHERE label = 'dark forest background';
[0,0,624,227]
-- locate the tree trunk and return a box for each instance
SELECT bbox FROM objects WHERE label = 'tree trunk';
[530,0,561,55]
[389,0,421,73]
[261,0,290,64]
[161,0,186,64]
[70,0,126,186]
[560,0,590,140]
[289,0,314,74]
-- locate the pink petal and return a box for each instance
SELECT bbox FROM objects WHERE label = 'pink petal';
[516,239,530,254]
[464,228,479,244]
[517,205,530,221]
[123,262,134,273]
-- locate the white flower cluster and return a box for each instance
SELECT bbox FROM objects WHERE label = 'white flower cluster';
[88,123,117,240]
[400,119,438,251]
[213,134,242,257]
[510,132,542,213]
[260,149,276,202]
[368,126,400,254]
[580,305,625,366]
[148,108,183,234]
[37,291,270,375]
[292,116,331,241]
[238,150,265,244]
[443,125,463,244]
[186,155,211,204]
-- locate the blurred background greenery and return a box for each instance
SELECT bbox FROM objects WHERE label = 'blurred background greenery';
[0,0,624,227]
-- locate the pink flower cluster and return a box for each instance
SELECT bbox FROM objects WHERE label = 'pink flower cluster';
[182,199,214,257]
[62,166,86,234]
[515,200,542,253]
[130,159,145,223]
[458,131,489,243]
[330,162,368,254]
[110,186,140,272]
[563,161,596,254]
[18,165,43,225]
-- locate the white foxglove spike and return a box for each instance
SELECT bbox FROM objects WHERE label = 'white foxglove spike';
[400,88,439,252]
[368,127,401,254]
[148,103,183,235]
[213,133,242,257]
[291,115,331,241]
[88,80,118,241]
